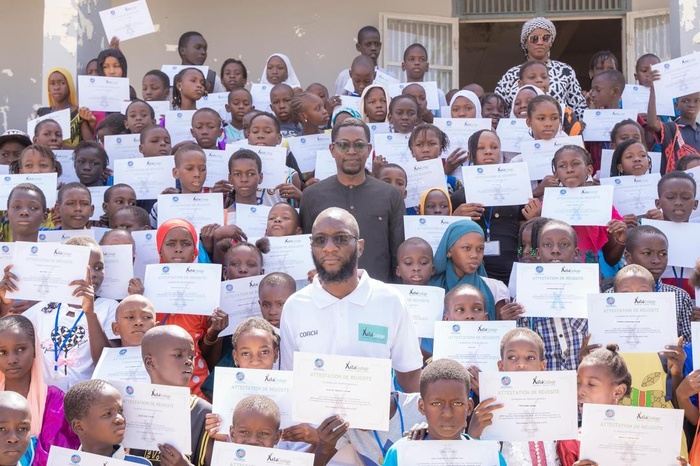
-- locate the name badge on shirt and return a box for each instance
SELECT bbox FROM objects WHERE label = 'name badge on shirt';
[484,241,501,256]
[358,324,388,344]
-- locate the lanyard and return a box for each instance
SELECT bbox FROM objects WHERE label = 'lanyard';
[672,266,684,289]
[655,280,661,292]
[373,393,403,462]
[53,304,85,372]
[483,208,494,242]
[161,313,171,326]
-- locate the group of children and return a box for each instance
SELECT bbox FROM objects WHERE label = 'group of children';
[0,18,698,466]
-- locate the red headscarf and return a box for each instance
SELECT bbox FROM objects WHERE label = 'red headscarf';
[156,218,198,263]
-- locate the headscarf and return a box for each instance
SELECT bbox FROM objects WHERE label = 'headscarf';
[97,49,128,77]
[449,90,482,119]
[429,220,497,319]
[359,84,391,123]
[509,84,545,118]
[419,187,452,215]
[156,218,199,263]
[520,17,557,55]
[46,67,78,108]
[260,53,301,88]
[331,107,362,127]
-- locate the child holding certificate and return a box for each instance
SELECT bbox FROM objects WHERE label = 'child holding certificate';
[376,163,408,201]
[270,84,302,138]
[111,295,156,347]
[223,88,253,143]
[481,93,506,131]
[395,237,434,286]
[72,142,109,187]
[98,183,137,228]
[359,84,390,123]
[141,70,170,102]
[291,92,330,137]
[190,108,225,151]
[220,59,247,93]
[171,68,207,111]
[409,124,465,189]
[124,100,156,135]
[585,70,625,173]
[32,120,63,151]
[36,67,87,146]
[139,125,172,157]
[53,183,94,231]
[0,392,34,466]
[387,95,421,135]
[449,90,481,119]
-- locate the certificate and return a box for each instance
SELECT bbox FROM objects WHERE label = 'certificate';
[234,204,271,239]
[388,82,440,110]
[212,367,294,431]
[340,95,361,113]
[479,370,578,441]
[87,187,108,221]
[164,110,196,145]
[197,92,230,121]
[621,84,651,114]
[287,133,331,174]
[600,149,661,178]
[315,149,337,180]
[541,185,614,226]
[103,134,142,167]
[160,65,208,86]
[391,285,444,338]
[55,150,80,184]
[48,446,134,466]
[405,158,448,207]
[1,173,57,209]
[132,230,159,281]
[203,149,229,186]
[516,263,600,318]
[98,244,133,300]
[157,193,225,232]
[396,440,502,466]
[219,275,264,336]
[92,347,149,383]
[433,321,516,372]
[238,144,289,189]
[38,229,95,243]
[264,235,314,281]
[587,292,677,352]
[91,227,110,244]
[27,108,71,138]
[99,0,154,41]
[582,109,638,141]
[77,76,130,112]
[520,136,585,180]
[111,381,192,454]
[143,263,222,315]
[211,442,313,466]
[250,83,273,112]
[7,241,90,305]
[0,243,13,273]
[643,219,700,268]
[600,173,661,216]
[372,133,412,165]
[652,54,700,115]
[496,118,530,153]
[434,118,492,152]
[113,156,175,200]
[462,163,532,206]
[685,166,700,222]
[403,215,463,253]
[292,351,391,431]
[368,122,391,136]
[579,403,684,466]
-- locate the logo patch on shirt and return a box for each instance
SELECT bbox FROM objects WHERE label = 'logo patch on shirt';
[358,324,388,344]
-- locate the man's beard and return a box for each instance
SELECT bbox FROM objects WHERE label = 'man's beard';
[313,247,358,283]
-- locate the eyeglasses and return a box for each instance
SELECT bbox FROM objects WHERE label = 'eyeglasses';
[333,140,369,153]
[310,234,359,248]
[528,34,553,44]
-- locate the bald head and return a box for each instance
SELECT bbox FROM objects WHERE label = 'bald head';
[141,325,193,358]
[116,294,154,318]
[0,391,30,413]
[312,207,360,237]
[351,55,375,73]
[99,228,134,246]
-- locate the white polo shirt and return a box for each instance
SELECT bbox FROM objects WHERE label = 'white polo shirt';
[279,271,423,373]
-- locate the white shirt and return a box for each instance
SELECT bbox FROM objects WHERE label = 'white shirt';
[279,271,422,373]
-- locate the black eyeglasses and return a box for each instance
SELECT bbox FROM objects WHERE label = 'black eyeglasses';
[310,234,359,248]
[528,34,553,44]
[333,140,368,153]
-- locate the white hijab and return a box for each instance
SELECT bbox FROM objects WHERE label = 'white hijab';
[260,53,301,88]
[509,84,545,118]
[449,90,482,118]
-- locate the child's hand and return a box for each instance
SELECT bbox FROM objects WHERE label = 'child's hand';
[467,397,504,439]
[204,413,229,442]
[0,265,18,303]
[8,300,38,314]
[644,208,664,220]
[443,148,469,175]
[109,36,121,51]
[50,205,62,228]
[578,334,601,364]
[372,155,387,176]
[316,415,348,454]
[158,444,192,466]
[622,213,639,229]
[69,266,95,316]
[307,269,317,283]
[498,302,525,320]
[532,175,559,198]
[466,365,481,396]
[161,187,179,195]
[660,338,686,379]
[420,108,434,124]
[275,182,302,203]
[282,423,320,445]
[206,308,229,337]
[328,96,342,109]
[452,202,485,221]
[521,198,542,220]
[101,167,113,184]
[303,177,320,189]
[78,108,97,129]
[199,223,219,254]
[677,456,689,466]
[211,180,234,195]
[676,370,700,399]
[128,278,144,295]
[213,224,247,244]
[404,422,429,440]
[606,219,627,244]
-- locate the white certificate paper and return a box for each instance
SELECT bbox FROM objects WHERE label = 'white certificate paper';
[643,219,700,268]
[55,150,80,184]
[0,243,13,273]
[462,163,532,206]
[37,229,95,243]
[78,76,130,112]
[479,370,578,441]
[541,185,614,226]
[103,134,142,167]
[48,446,134,466]
[372,133,412,165]
[434,118,492,152]
[587,292,677,353]
[1,173,57,209]
[132,230,158,281]
[7,241,90,305]
[433,321,516,372]
[622,84,651,114]
[315,149,337,180]
[234,204,271,239]
[27,108,71,139]
[404,216,463,253]
[93,347,149,383]
[219,275,264,337]
[250,83,273,112]
[652,54,700,115]
[292,352,391,431]
[582,109,638,141]
[287,133,331,174]
[396,440,502,466]
[238,144,289,189]
[157,193,224,232]
[113,156,175,200]
[264,235,314,281]
[516,263,600,318]
[211,443,313,466]
[388,82,440,110]
[405,158,448,207]
[197,92,230,122]
[164,110,196,146]
[87,186,108,222]
[203,149,229,186]
[391,285,445,338]
[99,244,133,300]
[212,367,294,432]
[99,0,155,41]
[520,136,585,180]
[496,118,530,153]
[600,173,661,216]
[112,381,192,454]
[143,263,222,315]
[579,403,684,466]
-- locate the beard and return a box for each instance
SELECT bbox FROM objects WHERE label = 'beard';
[313,247,359,283]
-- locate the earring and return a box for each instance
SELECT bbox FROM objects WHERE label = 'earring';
[446,252,452,259]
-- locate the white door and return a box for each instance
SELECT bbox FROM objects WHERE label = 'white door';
[625,9,671,81]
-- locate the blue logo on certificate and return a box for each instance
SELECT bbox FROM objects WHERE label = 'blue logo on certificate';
[116,137,122,144]
[314,358,324,368]
[128,161,134,167]
[560,189,567,195]
[358,324,388,344]
[119,348,127,355]
[510,120,516,125]
[446,120,452,127]
[146,233,152,240]
[125,385,134,395]
[606,297,616,305]
[535,266,544,273]
[226,284,233,292]
[30,246,38,254]
[501,376,512,386]
[251,207,257,213]
[615,179,621,184]
[477,167,483,174]
[534,143,541,149]
[300,138,306,144]
[3,176,9,181]
[596,111,601,116]
[173,196,179,202]
[387,135,393,141]
[605,409,615,418]
[177,112,182,118]
[1,245,8,253]
[235,449,246,459]
[70,454,81,464]
[236,371,245,381]
[452,324,460,332]
[419,218,426,224]
[38,234,45,241]
[162,266,170,273]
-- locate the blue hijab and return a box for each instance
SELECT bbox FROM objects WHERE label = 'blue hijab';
[429,220,497,319]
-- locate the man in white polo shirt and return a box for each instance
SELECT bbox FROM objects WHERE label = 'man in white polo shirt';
[279,207,422,392]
